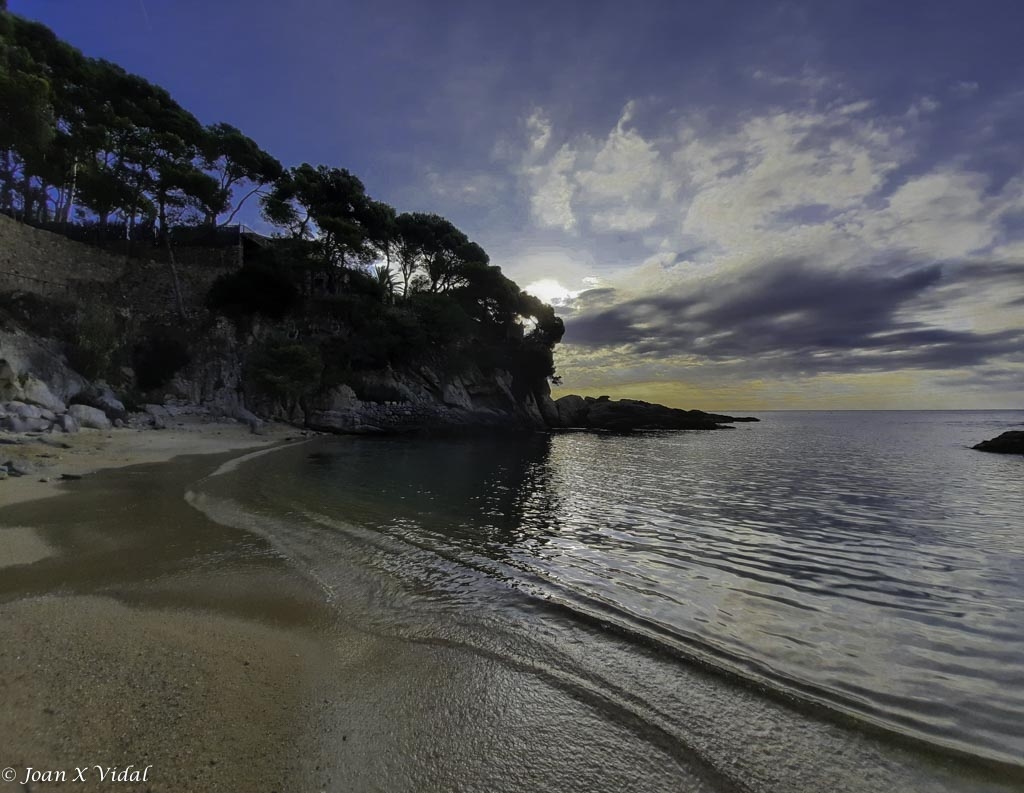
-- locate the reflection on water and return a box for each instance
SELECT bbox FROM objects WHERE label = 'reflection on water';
[194,411,1024,790]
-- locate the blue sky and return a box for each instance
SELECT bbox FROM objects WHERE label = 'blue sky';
[14,0,1024,408]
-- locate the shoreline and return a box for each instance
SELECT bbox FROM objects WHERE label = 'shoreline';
[0,425,727,793]
[0,421,339,791]
[0,416,301,512]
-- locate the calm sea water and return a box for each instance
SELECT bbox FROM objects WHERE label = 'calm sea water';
[191,410,1024,791]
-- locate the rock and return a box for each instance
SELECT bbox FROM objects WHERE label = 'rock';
[554,394,589,427]
[113,418,125,428]
[552,395,759,432]
[534,380,560,427]
[206,398,265,434]
[973,431,1024,455]
[68,404,112,430]
[235,407,264,434]
[73,383,127,422]
[37,436,72,449]
[143,404,171,429]
[21,376,66,412]
[54,414,80,433]
[0,415,50,433]
[326,385,359,411]
[0,329,89,405]
[4,460,33,476]
[59,472,83,481]
[0,469,7,480]
[4,401,45,420]
[442,378,473,409]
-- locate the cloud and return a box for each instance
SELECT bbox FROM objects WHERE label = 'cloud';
[562,258,1024,378]
[858,171,1024,259]
[951,80,980,98]
[500,73,1024,406]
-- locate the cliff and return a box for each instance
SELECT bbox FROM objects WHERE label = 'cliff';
[0,215,555,434]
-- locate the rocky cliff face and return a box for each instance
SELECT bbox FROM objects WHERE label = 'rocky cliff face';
[303,365,551,434]
[0,217,557,435]
[0,312,555,435]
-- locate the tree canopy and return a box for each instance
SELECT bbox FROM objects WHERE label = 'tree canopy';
[0,7,565,390]
[0,12,278,231]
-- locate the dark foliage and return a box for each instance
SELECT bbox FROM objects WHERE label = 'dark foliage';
[133,326,191,391]
[207,260,298,321]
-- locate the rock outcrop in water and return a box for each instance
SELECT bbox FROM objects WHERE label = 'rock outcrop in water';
[972,431,1024,455]
[551,394,759,431]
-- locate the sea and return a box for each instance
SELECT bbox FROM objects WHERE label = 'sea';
[189,410,1024,792]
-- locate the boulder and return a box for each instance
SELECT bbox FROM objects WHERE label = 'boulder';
[68,404,112,430]
[73,383,127,422]
[21,376,66,412]
[54,413,80,433]
[0,415,50,433]
[4,401,45,420]
[143,404,171,429]
[973,431,1024,455]
[0,329,89,405]
[234,406,264,435]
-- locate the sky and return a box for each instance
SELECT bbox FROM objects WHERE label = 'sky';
[13,0,1024,409]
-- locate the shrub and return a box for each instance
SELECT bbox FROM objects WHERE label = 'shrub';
[133,327,191,391]
[66,299,121,381]
[246,338,322,404]
[207,261,299,321]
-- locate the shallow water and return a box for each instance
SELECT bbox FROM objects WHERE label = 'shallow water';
[186,410,1024,791]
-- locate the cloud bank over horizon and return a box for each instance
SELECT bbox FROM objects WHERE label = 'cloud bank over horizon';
[498,88,1024,408]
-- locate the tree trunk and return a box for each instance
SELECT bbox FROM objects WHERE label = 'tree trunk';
[164,232,187,320]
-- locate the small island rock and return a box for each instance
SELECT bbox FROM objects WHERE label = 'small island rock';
[973,431,1024,455]
[552,395,758,432]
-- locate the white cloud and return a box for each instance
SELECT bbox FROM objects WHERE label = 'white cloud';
[523,142,578,232]
[860,171,1024,259]
[951,80,980,98]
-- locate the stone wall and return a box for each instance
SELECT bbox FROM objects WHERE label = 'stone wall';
[0,214,237,316]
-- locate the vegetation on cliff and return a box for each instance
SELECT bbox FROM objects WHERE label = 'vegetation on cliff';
[0,9,564,412]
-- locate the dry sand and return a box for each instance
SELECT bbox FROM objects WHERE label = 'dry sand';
[0,419,336,792]
[0,596,331,792]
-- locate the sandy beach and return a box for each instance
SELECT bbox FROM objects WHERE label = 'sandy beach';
[0,420,338,792]
[0,422,720,793]
[0,417,298,512]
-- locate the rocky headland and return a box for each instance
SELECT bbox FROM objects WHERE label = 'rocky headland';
[549,394,759,431]
[972,431,1024,455]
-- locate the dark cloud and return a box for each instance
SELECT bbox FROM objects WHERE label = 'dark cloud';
[563,258,1024,375]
